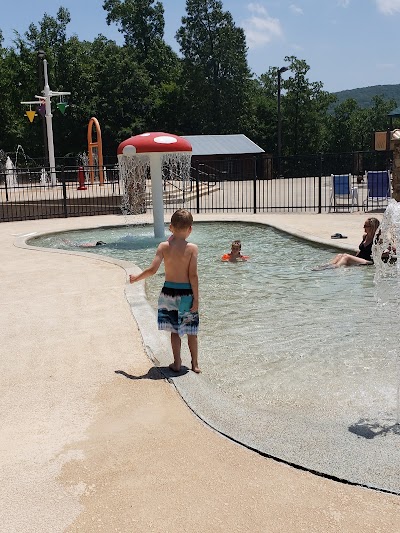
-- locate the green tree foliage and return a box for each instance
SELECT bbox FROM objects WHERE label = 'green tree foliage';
[103,0,183,133]
[0,5,398,161]
[0,43,41,156]
[252,57,335,155]
[279,57,335,155]
[103,0,177,82]
[326,98,360,153]
[0,33,25,151]
[88,37,154,152]
[326,95,397,152]
[103,0,164,56]
[244,76,277,155]
[364,95,397,141]
[176,0,252,134]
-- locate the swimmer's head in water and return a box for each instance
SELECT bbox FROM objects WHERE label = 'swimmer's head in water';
[96,241,106,246]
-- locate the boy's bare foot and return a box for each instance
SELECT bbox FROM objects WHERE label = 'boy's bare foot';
[192,365,201,374]
[169,363,181,372]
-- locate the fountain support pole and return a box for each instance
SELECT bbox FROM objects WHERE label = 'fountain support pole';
[149,153,165,239]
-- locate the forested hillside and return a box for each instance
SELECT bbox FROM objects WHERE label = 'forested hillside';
[332,85,400,109]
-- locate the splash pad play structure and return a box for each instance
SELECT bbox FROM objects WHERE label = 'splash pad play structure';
[117,132,192,238]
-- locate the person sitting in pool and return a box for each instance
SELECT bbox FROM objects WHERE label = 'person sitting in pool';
[313,218,380,269]
[221,240,249,262]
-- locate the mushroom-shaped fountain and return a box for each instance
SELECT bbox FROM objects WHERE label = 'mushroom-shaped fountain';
[117,132,192,238]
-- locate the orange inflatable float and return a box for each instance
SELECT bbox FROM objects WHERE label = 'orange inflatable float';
[221,253,249,262]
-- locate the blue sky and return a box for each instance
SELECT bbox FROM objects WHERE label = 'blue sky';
[2,0,400,92]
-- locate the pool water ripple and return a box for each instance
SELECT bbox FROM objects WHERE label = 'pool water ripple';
[31,222,398,419]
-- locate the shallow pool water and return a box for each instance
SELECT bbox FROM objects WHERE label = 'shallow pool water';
[31,222,399,423]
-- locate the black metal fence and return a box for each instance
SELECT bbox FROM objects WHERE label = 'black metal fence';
[0,150,393,222]
[0,165,123,221]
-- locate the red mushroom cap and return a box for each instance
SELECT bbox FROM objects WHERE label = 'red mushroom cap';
[117,132,192,155]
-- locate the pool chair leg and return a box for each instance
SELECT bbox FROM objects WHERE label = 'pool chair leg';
[351,188,359,211]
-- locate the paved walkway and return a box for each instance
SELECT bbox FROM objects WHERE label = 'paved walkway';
[1,211,400,532]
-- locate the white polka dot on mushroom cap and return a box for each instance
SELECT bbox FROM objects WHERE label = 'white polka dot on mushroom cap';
[153,136,178,144]
[140,133,151,137]
[122,145,137,155]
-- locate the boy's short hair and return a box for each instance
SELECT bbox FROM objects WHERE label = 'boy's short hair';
[171,209,193,230]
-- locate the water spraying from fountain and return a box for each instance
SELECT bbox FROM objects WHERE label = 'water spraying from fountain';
[372,199,400,424]
[40,168,49,185]
[15,145,29,168]
[5,157,17,187]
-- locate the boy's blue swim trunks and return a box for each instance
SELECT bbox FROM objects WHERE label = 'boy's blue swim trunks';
[158,282,199,337]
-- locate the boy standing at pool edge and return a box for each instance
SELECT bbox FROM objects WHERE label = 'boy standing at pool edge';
[129,209,200,373]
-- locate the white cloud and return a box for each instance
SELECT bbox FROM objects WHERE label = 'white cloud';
[376,0,400,14]
[377,62,396,69]
[289,4,304,15]
[291,43,304,52]
[337,0,350,6]
[242,3,283,49]
[247,3,268,16]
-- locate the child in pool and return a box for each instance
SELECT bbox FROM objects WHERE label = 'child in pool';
[62,238,106,248]
[221,240,249,262]
[129,209,200,374]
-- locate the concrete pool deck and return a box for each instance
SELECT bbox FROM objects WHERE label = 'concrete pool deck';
[1,211,400,532]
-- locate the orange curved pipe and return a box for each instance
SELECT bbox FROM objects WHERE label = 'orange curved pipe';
[87,117,104,185]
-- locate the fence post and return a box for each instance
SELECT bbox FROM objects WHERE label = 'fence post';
[195,160,200,214]
[61,167,68,218]
[318,153,323,213]
[253,157,257,213]
[3,172,9,202]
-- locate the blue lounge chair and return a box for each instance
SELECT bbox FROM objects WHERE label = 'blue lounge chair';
[329,174,358,212]
[363,170,391,211]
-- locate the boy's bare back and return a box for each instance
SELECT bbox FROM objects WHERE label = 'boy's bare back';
[162,237,198,283]
[129,209,199,312]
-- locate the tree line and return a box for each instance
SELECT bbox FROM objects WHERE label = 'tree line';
[0,0,397,163]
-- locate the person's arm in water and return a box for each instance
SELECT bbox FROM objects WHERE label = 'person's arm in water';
[188,244,199,312]
[129,243,164,283]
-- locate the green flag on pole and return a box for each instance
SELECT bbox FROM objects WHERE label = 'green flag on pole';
[57,102,68,114]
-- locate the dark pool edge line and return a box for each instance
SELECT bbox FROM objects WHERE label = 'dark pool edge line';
[159,367,400,498]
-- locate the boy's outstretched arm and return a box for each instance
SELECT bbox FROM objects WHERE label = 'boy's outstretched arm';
[129,245,163,283]
[188,245,199,312]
